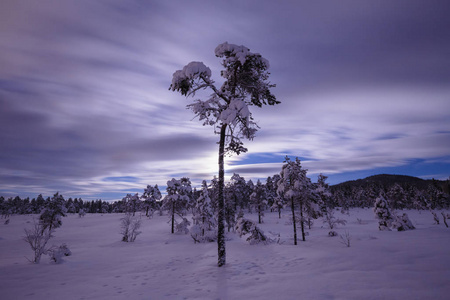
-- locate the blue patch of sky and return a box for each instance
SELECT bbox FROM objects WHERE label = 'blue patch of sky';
[373,133,406,141]
[102,176,139,183]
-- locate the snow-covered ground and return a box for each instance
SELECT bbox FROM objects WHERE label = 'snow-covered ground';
[1,209,449,300]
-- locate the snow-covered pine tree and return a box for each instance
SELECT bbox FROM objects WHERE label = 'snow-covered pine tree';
[170,42,279,266]
[39,192,67,232]
[162,178,192,234]
[373,194,393,231]
[250,179,267,224]
[245,179,255,213]
[265,175,278,210]
[277,157,316,244]
[230,173,246,211]
[191,180,216,243]
[141,184,162,217]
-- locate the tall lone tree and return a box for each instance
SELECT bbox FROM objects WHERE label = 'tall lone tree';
[170,42,279,266]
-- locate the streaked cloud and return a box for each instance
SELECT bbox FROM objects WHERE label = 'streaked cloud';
[1,0,449,200]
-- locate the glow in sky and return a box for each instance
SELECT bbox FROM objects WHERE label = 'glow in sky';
[1,0,449,200]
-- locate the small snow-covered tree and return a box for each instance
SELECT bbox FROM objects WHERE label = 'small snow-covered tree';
[373,194,393,231]
[230,173,246,211]
[170,42,279,266]
[39,192,67,232]
[250,179,267,224]
[23,220,54,264]
[142,184,162,217]
[191,180,216,242]
[162,178,192,234]
[277,157,317,244]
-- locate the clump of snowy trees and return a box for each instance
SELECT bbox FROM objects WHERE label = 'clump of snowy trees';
[373,194,415,231]
[23,192,71,264]
[277,157,323,244]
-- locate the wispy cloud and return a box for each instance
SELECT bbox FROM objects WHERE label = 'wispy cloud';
[1,1,449,200]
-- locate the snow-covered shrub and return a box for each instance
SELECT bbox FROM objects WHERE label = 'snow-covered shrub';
[235,217,270,245]
[373,195,393,231]
[48,243,72,264]
[328,230,338,237]
[190,224,217,243]
[175,217,190,235]
[391,213,415,231]
[23,220,53,264]
[120,213,142,242]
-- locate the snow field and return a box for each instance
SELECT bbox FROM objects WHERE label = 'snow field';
[0,209,449,300]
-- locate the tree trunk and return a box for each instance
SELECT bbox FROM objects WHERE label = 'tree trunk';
[291,197,297,245]
[171,202,175,234]
[300,201,306,241]
[217,124,227,267]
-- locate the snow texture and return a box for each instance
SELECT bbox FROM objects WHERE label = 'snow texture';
[1,210,450,299]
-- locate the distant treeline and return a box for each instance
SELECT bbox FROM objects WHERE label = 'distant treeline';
[1,174,449,217]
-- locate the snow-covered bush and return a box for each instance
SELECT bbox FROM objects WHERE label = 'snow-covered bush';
[373,195,393,231]
[23,220,54,264]
[328,230,338,237]
[48,243,72,264]
[120,213,142,242]
[175,217,190,235]
[190,224,217,243]
[235,217,270,245]
[391,213,415,231]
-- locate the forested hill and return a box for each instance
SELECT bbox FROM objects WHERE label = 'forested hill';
[332,174,448,191]
[330,174,450,209]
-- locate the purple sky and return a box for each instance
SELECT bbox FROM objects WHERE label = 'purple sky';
[1,0,450,201]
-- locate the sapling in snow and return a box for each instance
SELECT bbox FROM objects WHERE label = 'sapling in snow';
[323,207,347,236]
[170,42,279,266]
[23,220,54,264]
